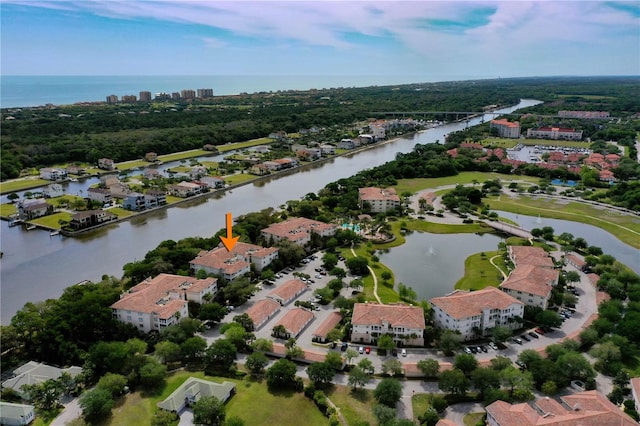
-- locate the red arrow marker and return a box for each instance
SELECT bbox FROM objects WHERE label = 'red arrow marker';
[220,212,239,252]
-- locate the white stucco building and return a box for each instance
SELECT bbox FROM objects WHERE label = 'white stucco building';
[351,303,425,346]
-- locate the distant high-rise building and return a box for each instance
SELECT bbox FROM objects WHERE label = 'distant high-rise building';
[121,95,137,103]
[197,88,214,98]
[181,89,196,100]
[171,92,181,100]
[155,92,171,101]
[490,119,521,138]
[139,91,152,102]
[106,94,118,104]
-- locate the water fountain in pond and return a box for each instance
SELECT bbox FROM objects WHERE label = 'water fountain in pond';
[427,245,435,256]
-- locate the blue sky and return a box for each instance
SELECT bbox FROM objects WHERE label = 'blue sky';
[1,1,639,78]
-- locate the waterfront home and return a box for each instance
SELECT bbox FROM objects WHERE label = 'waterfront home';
[190,242,279,280]
[199,176,225,189]
[246,299,282,330]
[273,308,315,339]
[356,134,375,144]
[189,166,208,179]
[143,169,162,179]
[39,167,67,181]
[500,265,559,309]
[312,311,342,343]
[157,377,235,414]
[69,210,117,230]
[351,303,425,346]
[42,183,64,198]
[295,148,321,161]
[98,158,115,170]
[319,144,336,155]
[87,187,112,204]
[268,130,287,140]
[66,165,87,176]
[123,192,146,211]
[145,152,158,162]
[358,187,401,213]
[111,274,217,333]
[17,199,52,220]
[1,361,82,400]
[486,390,636,426]
[145,189,167,207]
[337,138,355,149]
[260,217,337,246]
[431,287,524,341]
[249,164,271,176]
[100,175,120,188]
[0,402,35,425]
[267,279,308,306]
[107,182,131,199]
[508,245,555,268]
[168,182,202,198]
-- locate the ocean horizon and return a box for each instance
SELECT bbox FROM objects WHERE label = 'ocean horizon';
[0,74,472,109]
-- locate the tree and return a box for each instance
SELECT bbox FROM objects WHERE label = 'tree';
[518,349,543,369]
[439,369,469,396]
[373,404,397,426]
[266,359,297,389]
[417,359,440,379]
[377,334,396,354]
[22,379,64,411]
[419,407,440,426]
[324,351,344,370]
[490,356,513,371]
[471,367,501,395]
[438,330,463,356]
[557,352,596,382]
[139,358,167,389]
[155,341,182,364]
[192,395,225,426]
[307,362,335,386]
[330,267,347,279]
[536,310,563,329]
[251,338,273,353]
[272,324,287,338]
[345,257,369,276]
[374,378,402,407]
[348,366,371,389]
[382,359,403,377]
[199,303,228,322]
[491,325,513,343]
[151,409,179,426]
[357,358,374,374]
[541,380,558,395]
[454,353,478,377]
[381,271,392,283]
[233,313,255,332]
[181,336,207,361]
[96,373,127,397]
[245,351,269,377]
[322,252,339,270]
[80,388,114,423]
[223,322,253,351]
[204,339,237,372]
[500,366,533,396]
[564,271,581,285]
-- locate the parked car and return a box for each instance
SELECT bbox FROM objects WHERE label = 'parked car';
[315,274,323,279]
[480,345,488,353]
[515,360,526,370]
[365,347,371,354]
[341,343,348,352]
[464,347,472,354]
[528,331,539,339]
[392,348,398,356]
[358,346,364,354]
[535,328,545,335]
[489,342,499,350]
[401,349,407,357]
[512,337,523,345]
[521,335,530,342]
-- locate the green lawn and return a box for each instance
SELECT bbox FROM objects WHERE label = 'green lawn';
[0,203,17,217]
[30,212,72,229]
[464,412,486,426]
[487,194,640,249]
[165,195,183,204]
[218,137,272,152]
[158,149,211,163]
[480,137,591,149]
[115,159,150,171]
[0,178,50,194]
[109,207,135,218]
[225,174,259,186]
[343,243,400,304]
[326,386,376,426]
[394,172,539,195]
[455,250,506,291]
[411,393,434,423]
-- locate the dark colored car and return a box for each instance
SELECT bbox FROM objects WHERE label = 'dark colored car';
[391,348,398,356]
[340,343,348,352]
[521,335,530,342]
[535,328,545,335]
[528,331,539,339]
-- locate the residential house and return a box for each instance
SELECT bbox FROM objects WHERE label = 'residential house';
[157,378,235,414]
[199,176,225,189]
[246,299,282,330]
[123,192,146,211]
[273,308,315,339]
[260,217,337,246]
[599,169,616,183]
[145,189,167,207]
[490,119,521,138]
[430,287,524,341]
[98,158,115,170]
[351,303,425,346]
[66,165,87,176]
[143,169,162,179]
[358,187,401,213]
[508,246,554,268]
[268,130,287,140]
[267,279,308,306]
[357,134,375,144]
[190,242,278,281]
[337,138,355,149]
[108,183,131,199]
[486,390,636,426]
[500,265,560,309]
[296,148,322,161]
[42,183,64,198]
[111,274,217,333]
[39,168,67,181]
[253,145,270,154]
[319,144,336,155]
[17,199,52,220]
[526,127,583,140]
[69,210,117,230]
[145,152,158,162]
[100,175,120,188]
[566,253,587,271]
[190,166,208,179]
[1,361,82,400]
[369,124,386,140]
[249,164,271,176]
[312,312,343,343]
[168,182,202,197]
[87,187,113,204]
[0,402,35,425]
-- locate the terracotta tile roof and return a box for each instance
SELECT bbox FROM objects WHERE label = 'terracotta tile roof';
[509,246,554,268]
[491,119,520,128]
[358,187,401,202]
[500,265,559,298]
[430,287,523,320]
[190,242,277,275]
[352,303,425,330]
[586,273,600,287]
[275,308,314,336]
[566,254,586,268]
[312,312,343,339]
[631,377,640,404]
[261,217,337,242]
[268,279,307,304]
[435,420,457,426]
[246,299,281,328]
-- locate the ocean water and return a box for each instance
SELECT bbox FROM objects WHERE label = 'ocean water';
[1,75,431,108]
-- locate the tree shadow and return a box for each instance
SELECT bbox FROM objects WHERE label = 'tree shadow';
[349,387,372,403]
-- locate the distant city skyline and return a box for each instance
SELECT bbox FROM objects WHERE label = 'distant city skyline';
[1,1,639,79]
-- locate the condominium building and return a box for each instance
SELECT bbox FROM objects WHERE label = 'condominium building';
[526,127,583,140]
[111,274,217,333]
[508,246,554,268]
[121,95,137,103]
[139,91,152,102]
[181,89,196,99]
[358,187,401,213]
[500,265,559,309]
[351,303,425,346]
[431,287,524,341]
[106,94,118,104]
[189,242,278,280]
[260,217,337,246]
[197,88,214,98]
[490,119,521,138]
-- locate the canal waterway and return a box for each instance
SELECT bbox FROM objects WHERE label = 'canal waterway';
[1,99,544,323]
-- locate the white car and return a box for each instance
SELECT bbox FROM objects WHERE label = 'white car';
[358,346,364,354]
[401,349,407,357]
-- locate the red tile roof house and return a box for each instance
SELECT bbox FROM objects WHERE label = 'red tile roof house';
[486,390,636,426]
[500,265,560,309]
[267,279,308,306]
[245,299,281,330]
[431,287,524,341]
[358,187,401,213]
[566,253,587,271]
[508,246,555,268]
[190,242,278,281]
[272,308,315,339]
[351,303,425,346]
[111,274,217,333]
[312,312,343,343]
[260,217,337,246]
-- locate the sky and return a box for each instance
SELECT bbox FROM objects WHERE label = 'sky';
[1,1,639,79]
